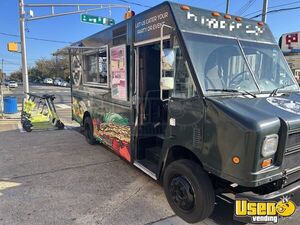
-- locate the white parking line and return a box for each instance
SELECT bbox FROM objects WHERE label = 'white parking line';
[56,104,71,109]
[17,123,26,133]
[27,90,70,94]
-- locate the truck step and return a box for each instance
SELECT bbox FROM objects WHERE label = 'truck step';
[134,161,158,180]
[145,146,161,165]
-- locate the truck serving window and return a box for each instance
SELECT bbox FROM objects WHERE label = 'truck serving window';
[83,47,108,87]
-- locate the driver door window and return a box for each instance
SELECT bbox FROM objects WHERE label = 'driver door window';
[171,47,197,99]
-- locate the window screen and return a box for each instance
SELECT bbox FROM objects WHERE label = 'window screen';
[83,47,108,86]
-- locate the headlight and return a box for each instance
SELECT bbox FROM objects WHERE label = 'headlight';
[261,134,279,157]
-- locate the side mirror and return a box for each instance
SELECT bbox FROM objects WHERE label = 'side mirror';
[160,77,174,90]
[162,49,175,71]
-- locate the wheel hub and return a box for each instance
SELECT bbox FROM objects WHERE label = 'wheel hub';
[169,176,195,211]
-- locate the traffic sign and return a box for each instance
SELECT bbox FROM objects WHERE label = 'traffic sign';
[80,14,115,26]
[281,32,300,53]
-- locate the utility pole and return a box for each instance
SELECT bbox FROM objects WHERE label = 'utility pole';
[0,59,4,118]
[1,59,3,80]
[19,0,29,97]
[262,0,268,23]
[226,0,230,14]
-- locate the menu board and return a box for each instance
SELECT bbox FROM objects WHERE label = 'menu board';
[110,45,127,101]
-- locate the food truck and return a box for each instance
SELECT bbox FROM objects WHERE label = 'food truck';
[67,2,300,223]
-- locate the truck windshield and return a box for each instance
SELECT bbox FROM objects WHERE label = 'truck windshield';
[183,32,299,95]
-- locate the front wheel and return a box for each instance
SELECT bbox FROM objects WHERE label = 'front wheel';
[163,159,215,223]
[83,116,97,145]
[56,120,65,130]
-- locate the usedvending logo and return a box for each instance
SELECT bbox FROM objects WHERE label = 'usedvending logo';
[235,196,296,223]
[267,97,300,115]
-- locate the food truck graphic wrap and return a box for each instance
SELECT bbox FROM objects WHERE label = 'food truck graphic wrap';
[93,113,131,162]
[72,96,131,162]
[72,97,87,123]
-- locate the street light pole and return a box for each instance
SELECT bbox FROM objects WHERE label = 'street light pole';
[262,0,268,23]
[0,59,3,118]
[19,0,29,96]
[1,59,3,80]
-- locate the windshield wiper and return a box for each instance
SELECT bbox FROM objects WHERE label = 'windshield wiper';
[269,84,296,97]
[206,88,256,98]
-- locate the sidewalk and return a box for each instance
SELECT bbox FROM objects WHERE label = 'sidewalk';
[0,110,21,120]
[0,104,21,132]
[0,85,21,121]
[0,103,77,133]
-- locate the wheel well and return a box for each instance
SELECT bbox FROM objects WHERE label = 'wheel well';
[161,146,203,180]
[83,111,91,124]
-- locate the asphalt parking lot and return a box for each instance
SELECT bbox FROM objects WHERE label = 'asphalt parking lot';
[0,128,173,225]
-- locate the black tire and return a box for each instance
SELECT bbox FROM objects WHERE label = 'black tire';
[22,120,32,132]
[163,159,215,223]
[56,120,65,130]
[83,116,97,145]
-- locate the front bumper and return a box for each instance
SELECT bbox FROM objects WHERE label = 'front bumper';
[236,179,300,201]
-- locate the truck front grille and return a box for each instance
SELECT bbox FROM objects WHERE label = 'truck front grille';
[286,132,300,148]
[286,131,300,155]
[281,130,300,185]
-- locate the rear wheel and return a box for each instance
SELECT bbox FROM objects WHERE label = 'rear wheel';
[56,120,65,130]
[84,116,97,145]
[163,159,215,223]
[22,120,32,132]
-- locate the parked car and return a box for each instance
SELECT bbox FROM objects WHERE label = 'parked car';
[60,81,70,87]
[43,78,53,85]
[54,78,63,86]
[32,79,42,84]
[8,80,18,88]
[4,80,10,86]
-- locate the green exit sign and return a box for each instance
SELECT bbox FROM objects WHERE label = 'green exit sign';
[80,14,115,26]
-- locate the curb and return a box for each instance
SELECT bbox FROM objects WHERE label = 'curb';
[0,114,21,120]
[0,119,20,121]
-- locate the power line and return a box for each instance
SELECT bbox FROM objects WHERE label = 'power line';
[244,1,300,17]
[115,0,151,8]
[0,32,72,44]
[235,0,256,15]
[241,0,257,15]
[3,62,34,66]
[250,5,300,19]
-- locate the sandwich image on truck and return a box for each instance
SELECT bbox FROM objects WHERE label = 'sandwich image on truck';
[64,2,300,223]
